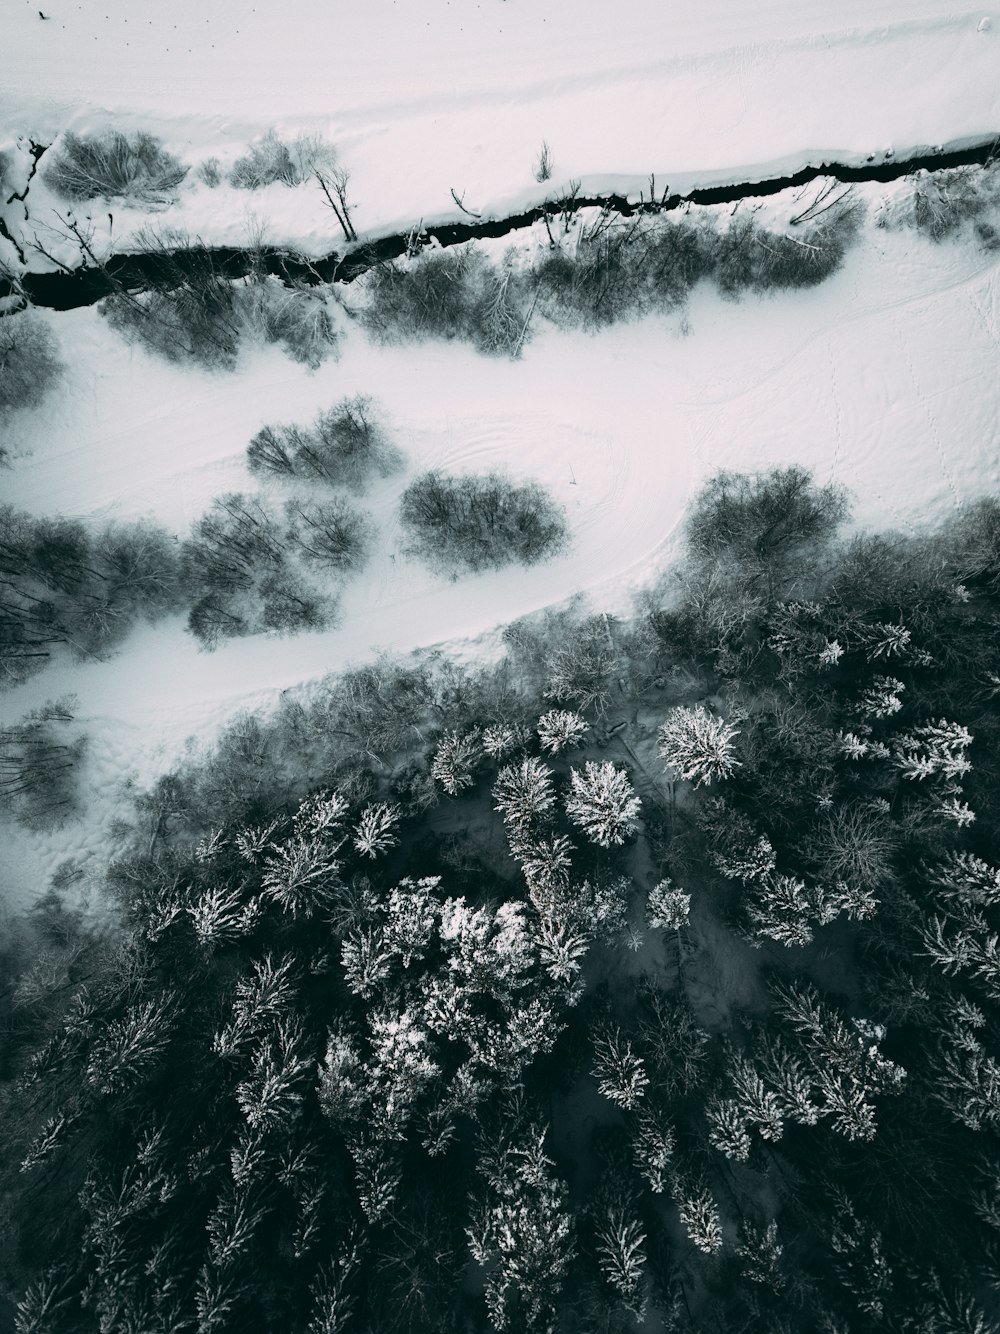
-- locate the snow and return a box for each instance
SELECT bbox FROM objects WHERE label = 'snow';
[3,2,1000,263]
[2,1,1000,906]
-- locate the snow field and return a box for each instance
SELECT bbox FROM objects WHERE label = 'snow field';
[3,2,1000,270]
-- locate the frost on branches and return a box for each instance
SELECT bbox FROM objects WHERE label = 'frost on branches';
[493,757,556,832]
[592,1026,649,1110]
[468,1122,573,1334]
[536,709,589,755]
[647,879,691,932]
[353,801,401,858]
[431,729,481,795]
[565,762,640,848]
[657,705,741,787]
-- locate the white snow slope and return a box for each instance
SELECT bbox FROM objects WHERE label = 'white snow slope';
[2,1,1000,903]
[3,1,1000,260]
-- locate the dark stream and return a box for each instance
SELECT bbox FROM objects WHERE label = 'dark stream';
[3,136,997,312]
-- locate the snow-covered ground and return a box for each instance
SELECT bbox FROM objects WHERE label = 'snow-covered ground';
[3,1,1000,265]
[2,1,1000,906]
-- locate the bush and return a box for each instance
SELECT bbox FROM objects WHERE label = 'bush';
[180,493,341,648]
[197,157,222,188]
[285,497,372,570]
[904,164,1000,242]
[229,130,333,189]
[0,506,181,684]
[360,245,533,357]
[102,235,337,371]
[247,395,401,491]
[0,312,62,423]
[399,469,567,572]
[0,698,86,829]
[714,204,861,298]
[44,130,187,202]
[685,466,848,565]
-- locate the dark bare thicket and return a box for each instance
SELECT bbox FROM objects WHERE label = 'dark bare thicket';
[228,130,333,189]
[685,466,849,565]
[360,245,534,357]
[399,469,568,572]
[893,161,1000,242]
[0,698,86,829]
[0,312,62,425]
[0,505,181,686]
[284,497,372,570]
[44,130,187,202]
[247,395,402,490]
[102,233,337,370]
[180,493,330,648]
[713,200,862,297]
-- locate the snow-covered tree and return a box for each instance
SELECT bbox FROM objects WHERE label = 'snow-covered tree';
[536,709,589,755]
[537,917,588,992]
[493,756,556,830]
[594,1200,647,1319]
[431,729,481,795]
[565,762,640,847]
[657,705,741,787]
[482,721,529,758]
[676,1181,723,1256]
[468,1125,573,1333]
[646,879,691,931]
[858,675,905,720]
[353,801,401,858]
[736,1220,785,1291]
[592,1027,649,1110]
[631,1106,675,1194]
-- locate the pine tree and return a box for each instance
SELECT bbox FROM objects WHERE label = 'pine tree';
[536,708,589,754]
[353,800,401,858]
[594,1199,647,1319]
[675,1180,723,1255]
[592,1027,649,1110]
[657,705,741,787]
[431,729,481,795]
[493,756,556,830]
[646,879,691,931]
[565,762,640,847]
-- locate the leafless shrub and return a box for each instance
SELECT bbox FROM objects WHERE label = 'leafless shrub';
[44,130,187,203]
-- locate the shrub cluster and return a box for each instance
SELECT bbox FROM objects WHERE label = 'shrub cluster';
[247,395,403,491]
[228,130,333,189]
[44,130,187,202]
[399,469,568,572]
[0,311,62,426]
[180,491,372,648]
[102,239,337,371]
[0,505,181,687]
[0,697,86,829]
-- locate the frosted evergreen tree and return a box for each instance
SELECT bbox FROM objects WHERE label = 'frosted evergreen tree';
[646,879,691,931]
[353,801,401,858]
[706,1099,752,1162]
[537,917,588,992]
[594,1199,647,1319]
[592,1027,649,1110]
[657,704,741,787]
[565,761,640,847]
[431,729,481,795]
[536,708,589,755]
[858,675,905,720]
[631,1106,675,1194]
[482,721,529,758]
[468,1125,573,1333]
[383,877,440,967]
[675,1180,723,1255]
[736,1220,785,1291]
[493,756,556,830]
